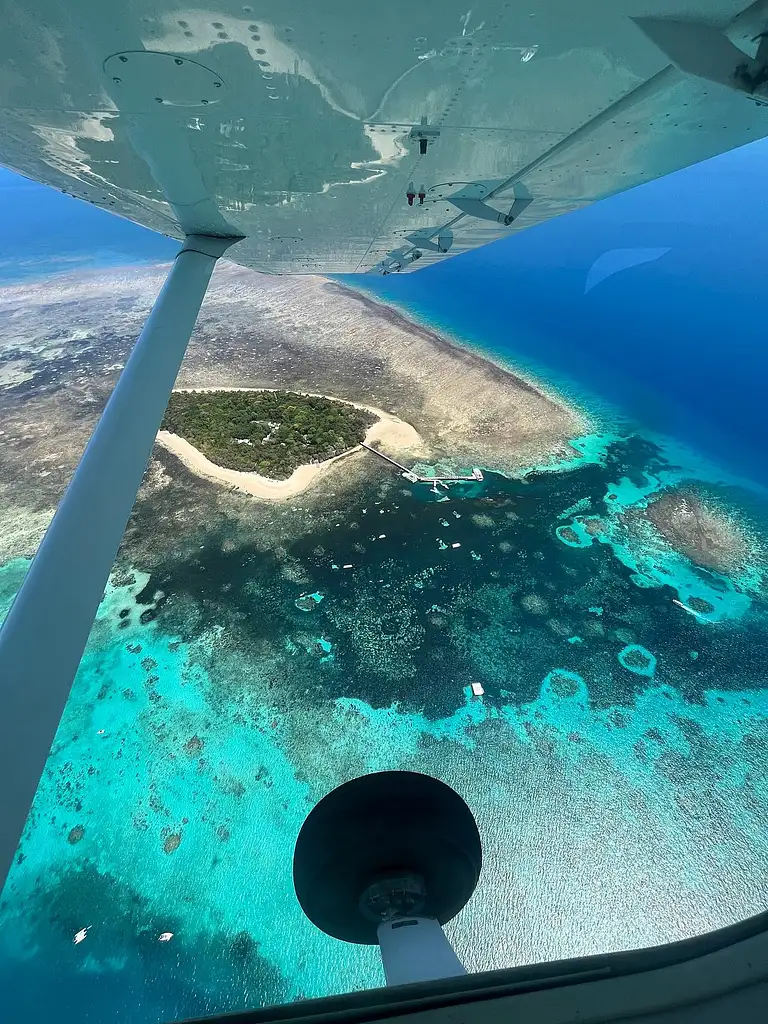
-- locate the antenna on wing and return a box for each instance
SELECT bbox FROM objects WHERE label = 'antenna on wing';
[409,116,441,154]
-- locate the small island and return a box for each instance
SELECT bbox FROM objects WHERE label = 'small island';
[162,390,376,480]
[156,388,424,500]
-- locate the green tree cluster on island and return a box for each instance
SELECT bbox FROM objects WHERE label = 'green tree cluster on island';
[161,390,376,480]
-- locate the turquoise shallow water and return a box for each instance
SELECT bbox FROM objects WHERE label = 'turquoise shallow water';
[1,427,767,1021]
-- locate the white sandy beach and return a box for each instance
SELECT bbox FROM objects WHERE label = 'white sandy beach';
[156,388,425,501]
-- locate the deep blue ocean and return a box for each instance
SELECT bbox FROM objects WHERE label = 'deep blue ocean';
[361,158,768,491]
[0,168,176,282]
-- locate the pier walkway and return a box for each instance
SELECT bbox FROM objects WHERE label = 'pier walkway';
[360,442,483,484]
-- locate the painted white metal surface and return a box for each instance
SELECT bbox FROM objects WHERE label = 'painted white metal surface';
[377,918,467,986]
[0,1,766,274]
[0,235,236,888]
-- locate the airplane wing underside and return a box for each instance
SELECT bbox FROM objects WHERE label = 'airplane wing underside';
[0,0,767,275]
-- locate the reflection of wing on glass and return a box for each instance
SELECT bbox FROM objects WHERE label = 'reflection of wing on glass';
[585,248,671,294]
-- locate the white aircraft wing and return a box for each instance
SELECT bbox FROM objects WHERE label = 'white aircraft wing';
[0,0,766,274]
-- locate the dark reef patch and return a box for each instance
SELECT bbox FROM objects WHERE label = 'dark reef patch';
[117,436,768,720]
[688,596,715,615]
[162,831,182,854]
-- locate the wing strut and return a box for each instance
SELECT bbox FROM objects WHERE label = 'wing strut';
[0,233,241,889]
